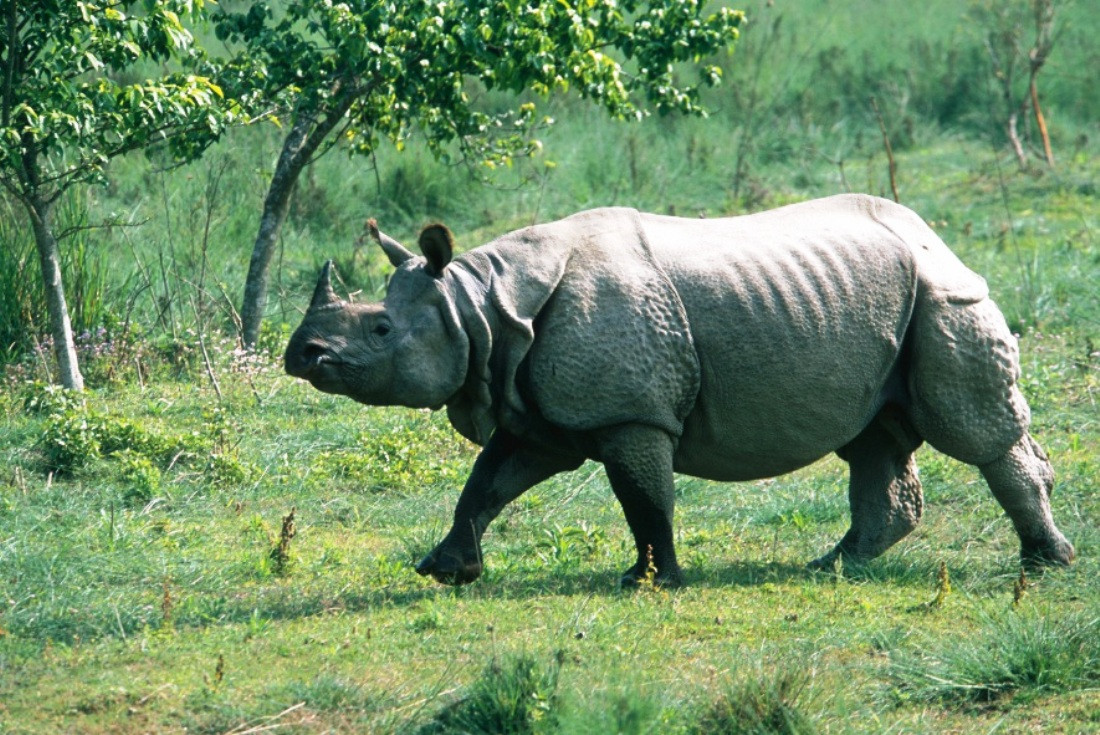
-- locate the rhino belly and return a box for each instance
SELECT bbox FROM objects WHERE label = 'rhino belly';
[674,369,893,481]
[659,226,916,481]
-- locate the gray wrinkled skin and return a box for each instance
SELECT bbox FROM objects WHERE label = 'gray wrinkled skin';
[285,194,1075,587]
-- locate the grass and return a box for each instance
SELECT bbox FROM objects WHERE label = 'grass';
[1,1,1099,731]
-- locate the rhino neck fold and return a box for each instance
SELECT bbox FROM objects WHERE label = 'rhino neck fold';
[441,242,571,446]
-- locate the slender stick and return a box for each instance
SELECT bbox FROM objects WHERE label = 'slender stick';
[870,97,899,203]
[1029,77,1054,168]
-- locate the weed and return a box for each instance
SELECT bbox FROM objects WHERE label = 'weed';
[1011,567,1029,608]
[202,406,239,455]
[243,609,271,641]
[537,523,607,569]
[210,654,225,689]
[555,690,667,735]
[307,421,472,495]
[36,395,190,475]
[639,545,659,591]
[203,452,254,487]
[932,560,951,608]
[269,508,297,576]
[410,605,444,634]
[160,578,174,631]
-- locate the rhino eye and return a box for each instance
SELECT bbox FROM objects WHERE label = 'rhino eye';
[373,323,391,337]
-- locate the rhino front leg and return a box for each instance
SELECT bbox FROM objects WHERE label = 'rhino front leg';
[417,430,583,585]
[810,408,924,570]
[595,424,684,588]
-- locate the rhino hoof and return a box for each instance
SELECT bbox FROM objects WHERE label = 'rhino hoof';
[415,550,482,585]
[1021,536,1075,569]
[809,545,849,572]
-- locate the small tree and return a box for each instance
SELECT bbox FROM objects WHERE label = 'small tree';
[971,0,1061,170]
[0,0,238,389]
[216,0,743,348]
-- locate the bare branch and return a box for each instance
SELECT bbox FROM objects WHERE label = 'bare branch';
[55,216,150,243]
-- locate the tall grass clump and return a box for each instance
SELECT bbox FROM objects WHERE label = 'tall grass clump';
[887,607,1100,705]
[422,654,560,735]
[0,194,111,365]
[693,669,817,735]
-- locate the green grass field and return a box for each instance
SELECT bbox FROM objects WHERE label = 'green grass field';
[2,0,1099,732]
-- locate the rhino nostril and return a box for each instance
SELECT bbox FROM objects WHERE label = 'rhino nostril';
[293,342,331,375]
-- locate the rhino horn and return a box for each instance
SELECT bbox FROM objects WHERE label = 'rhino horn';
[309,260,339,310]
[368,218,416,267]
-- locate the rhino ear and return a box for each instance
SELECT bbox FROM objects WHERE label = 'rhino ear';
[368,218,415,268]
[419,223,453,277]
[310,260,340,310]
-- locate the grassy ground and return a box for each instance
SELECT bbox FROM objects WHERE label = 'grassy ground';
[1,136,1098,733]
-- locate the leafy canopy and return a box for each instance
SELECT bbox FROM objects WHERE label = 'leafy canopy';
[214,0,743,167]
[0,0,240,201]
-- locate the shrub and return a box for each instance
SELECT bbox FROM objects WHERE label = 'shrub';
[22,382,85,416]
[40,409,104,474]
[36,395,192,475]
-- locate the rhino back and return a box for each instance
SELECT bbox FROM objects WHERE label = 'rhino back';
[642,195,932,479]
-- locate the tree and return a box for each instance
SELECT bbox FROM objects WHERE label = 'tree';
[215,0,743,348]
[0,0,238,389]
[971,0,1061,170]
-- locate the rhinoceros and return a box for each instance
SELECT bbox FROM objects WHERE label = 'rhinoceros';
[285,194,1074,587]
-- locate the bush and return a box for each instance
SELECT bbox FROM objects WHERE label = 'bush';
[33,387,193,475]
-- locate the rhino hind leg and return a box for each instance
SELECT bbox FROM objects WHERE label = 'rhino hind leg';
[907,298,1073,567]
[596,424,684,588]
[979,433,1075,567]
[809,407,924,570]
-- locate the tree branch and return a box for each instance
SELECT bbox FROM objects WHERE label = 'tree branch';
[3,0,16,129]
[55,216,150,243]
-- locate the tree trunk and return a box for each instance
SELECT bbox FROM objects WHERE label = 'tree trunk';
[26,195,85,391]
[240,93,357,348]
[240,114,313,348]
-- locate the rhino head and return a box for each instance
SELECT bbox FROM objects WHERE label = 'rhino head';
[284,221,469,410]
